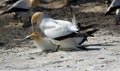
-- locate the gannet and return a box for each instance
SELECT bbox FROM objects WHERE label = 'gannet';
[31,12,98,51]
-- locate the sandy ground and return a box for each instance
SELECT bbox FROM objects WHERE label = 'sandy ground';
[1,34,120,71]
[0,0,120,71]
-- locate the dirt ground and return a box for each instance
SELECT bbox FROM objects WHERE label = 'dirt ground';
[0,0,120,71]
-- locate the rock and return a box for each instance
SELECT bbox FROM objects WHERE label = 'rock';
[0,41,5,46]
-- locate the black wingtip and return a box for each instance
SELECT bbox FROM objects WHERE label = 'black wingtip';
[86,29,99,36]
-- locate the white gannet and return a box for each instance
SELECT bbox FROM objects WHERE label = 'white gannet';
[106,0,120,15]
[21,32,58,51]
[31,12,98,51]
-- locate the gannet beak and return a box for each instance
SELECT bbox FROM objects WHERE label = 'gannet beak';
[20,36,33,42]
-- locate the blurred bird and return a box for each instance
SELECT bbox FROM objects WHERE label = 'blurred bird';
[31,12,98,51]
[0,0,41,28]
[105,0,120,25]
[1,0,32,15]
[115,9,120,25]
[0,0,73,28]
[0,0,19,7]
[0,0,75,15]
[21,32,58,51]
[105,0,120,15]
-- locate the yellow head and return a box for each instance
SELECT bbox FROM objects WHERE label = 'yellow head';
[28,32,40,42]
[22,32,41,42]
[31,12,43,26]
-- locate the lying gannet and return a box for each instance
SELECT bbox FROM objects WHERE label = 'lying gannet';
[31,12,98,51]
[105,0,120,15]
[21,32,58,51]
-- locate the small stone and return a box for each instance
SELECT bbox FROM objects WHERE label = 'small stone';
[30,57,35,60]
[101,65,104,67]
[98,57,105,59]
[0,41,5,46]
[60,56,64,58]
[79,59,84,61]
[66,65,70,67]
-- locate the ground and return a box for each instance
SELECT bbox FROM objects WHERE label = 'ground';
[0,0,120,71]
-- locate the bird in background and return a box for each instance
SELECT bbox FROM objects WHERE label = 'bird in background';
[105,0,120,25]
[105,0,120,15]
[0,0,75,28]
[0,0,97,29]
[0,0,19,7]
[115,9,120,25]
[0,0,95,29]
[0,0,72,17]
[31,12,99,51]
[21,32,58,52]
[0,0,47,28]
